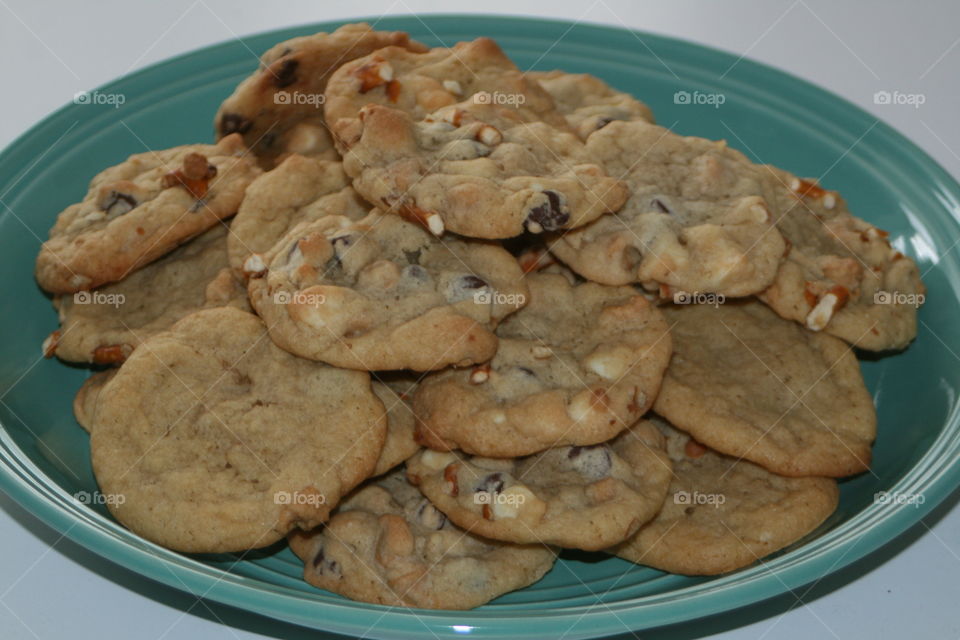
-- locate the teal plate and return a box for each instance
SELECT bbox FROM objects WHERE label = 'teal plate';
[0,15,958,640]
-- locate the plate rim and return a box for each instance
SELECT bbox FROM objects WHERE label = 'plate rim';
[1,13,959,639]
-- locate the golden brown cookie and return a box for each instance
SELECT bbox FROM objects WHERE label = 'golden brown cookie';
[214,23,427,167]
[36,135,260,294]
[46,224,248,365]
[90,307,387,552]
[406,421,672,551]
[653,299,876,477]
[288,469,555,609]
[612,417,839,575]
[73,369,118,433]
[414,272,671,457]
[247,211,528,371]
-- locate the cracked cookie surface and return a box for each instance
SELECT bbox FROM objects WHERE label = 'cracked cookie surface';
[550,120,786,297]
[248,210,528,371]
[289,468,556,609]
[36,135,261,294]
[215,22,426,168]
[406,421,672,551]
[414,272,671,457]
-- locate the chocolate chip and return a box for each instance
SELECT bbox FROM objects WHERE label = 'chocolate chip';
[273,58,299,88]
[101,191,138,216]
[311,546,341,577]
[516,367,536,377]
[218,113,251,136]
[525,190,569,232]
[403,248,422,265]
[651,198,671,214]
[443,275,490,303]
[401,264,430,283]
[566,445,612,479]
[594,116,615,131]
[260,131,278,150]
[474,472,505,495]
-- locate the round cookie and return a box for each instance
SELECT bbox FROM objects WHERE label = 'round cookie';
[414,272,672,457]
[406,421,673,551]
[90,307,387,553]
[758,167,924,351]
[611,417,839,575]
[214,22,427,168]
[653,299,876,477]
[528,70,655,139]
[288,469,556,609]
[73,369,117,433]
[36,135,261,294]
[549,120,786,297]
[324,36,569,149]
[247,211,528,371]
[340,100,628,240]
[227,154,369,272]
[371,376,422,476]
[46,224,249,365]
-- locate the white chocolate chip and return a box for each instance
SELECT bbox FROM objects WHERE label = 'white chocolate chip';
[419,450,458,471]
[583,347,630,381]
[490,486,534,519]
[426,214,445,236]
[377,62,394,82]
[442,79,463,95]
[567,391,595,423]
[243,254,267,277]
[805,293,838,331]
[823,193,836,210]
[750,202,771,223]
[476,125,502,146]
[469,367,489,384]
[491,412,506,425]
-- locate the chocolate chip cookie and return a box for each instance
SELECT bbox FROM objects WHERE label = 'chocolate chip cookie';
[528,70,655,139]
[90,307,387,552]
[406,421,672,551]
[46,224,248,365]
[414,272,671,457]
[247,211,528,371]
[653,299,876,477]
[758,167,924,351]
[288,469,556,608]
[371,376,421,476]
[36,135,261,294]
[215,22,427,167]
[611,417,839,575]
[549,120,786,297]
[227,154,369,272]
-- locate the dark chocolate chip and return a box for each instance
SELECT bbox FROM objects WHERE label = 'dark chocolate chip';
[101,191,138,216]
[415,500,447,530]
[651,198,671,214]
[525,190,569,232]
[460,275,487,289]
[475,472,505,495]
[273,58,299,88]
[403,248,422,265]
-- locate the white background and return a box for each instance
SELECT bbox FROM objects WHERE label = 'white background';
[2,1,959,639]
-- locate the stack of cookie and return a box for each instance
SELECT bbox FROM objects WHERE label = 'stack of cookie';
[38,23,925,609]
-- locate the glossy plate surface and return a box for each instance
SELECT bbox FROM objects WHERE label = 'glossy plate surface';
[0,15,958,640]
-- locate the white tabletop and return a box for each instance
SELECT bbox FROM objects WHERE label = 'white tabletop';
[2,1,959,638]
